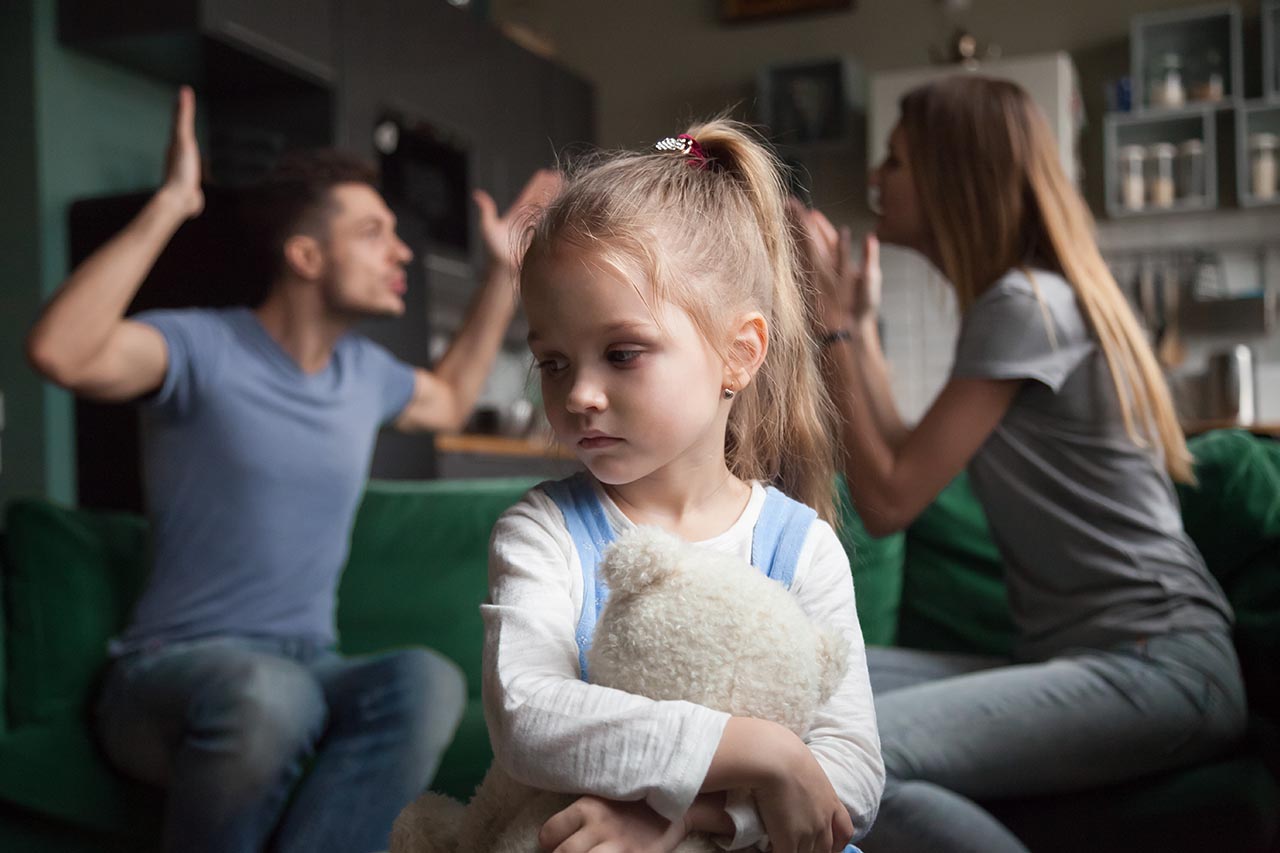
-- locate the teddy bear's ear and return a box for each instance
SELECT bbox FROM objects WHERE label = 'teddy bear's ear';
[600,527,686,595]
[815,630,850,706]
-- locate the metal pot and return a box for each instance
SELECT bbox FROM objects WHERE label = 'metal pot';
[1203,345,1257,425]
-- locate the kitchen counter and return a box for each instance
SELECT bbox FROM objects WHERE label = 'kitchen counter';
[1183,420,1280,438]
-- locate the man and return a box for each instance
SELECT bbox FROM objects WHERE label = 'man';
[25,86,558,853]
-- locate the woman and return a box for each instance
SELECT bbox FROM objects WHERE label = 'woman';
[796,75,1246,852]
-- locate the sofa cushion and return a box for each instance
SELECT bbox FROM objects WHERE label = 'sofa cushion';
[2,502,149,727]
[1176,429,1280,581]
[987,749,1280,853]
[0,721,160,836]
[1176,430,1280,723]
[897,473,1016,657]
[834,477,905,646]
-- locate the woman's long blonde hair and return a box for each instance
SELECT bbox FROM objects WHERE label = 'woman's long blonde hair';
[899,76,1194,482]
[522,119,838,520]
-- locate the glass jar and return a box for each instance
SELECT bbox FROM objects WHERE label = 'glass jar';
[1146,142,1177,208]
[1150,53,1185,108]
[1176,138,1205,202]
[1189,49,1225,103]
[1118,144,1146,211]
[1249,132,1278,201]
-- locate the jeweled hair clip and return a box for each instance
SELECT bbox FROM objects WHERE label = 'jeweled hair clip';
[654,133,708,169]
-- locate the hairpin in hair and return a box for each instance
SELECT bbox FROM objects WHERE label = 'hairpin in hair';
[654,133,708,169]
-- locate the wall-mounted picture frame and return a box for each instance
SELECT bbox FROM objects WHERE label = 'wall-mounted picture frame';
[757,57,864,148]
[722,0,853,23]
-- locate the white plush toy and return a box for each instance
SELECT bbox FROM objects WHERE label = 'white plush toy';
[390,525,849,853]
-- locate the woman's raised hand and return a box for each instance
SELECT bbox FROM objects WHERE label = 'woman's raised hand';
[791,201,881,331]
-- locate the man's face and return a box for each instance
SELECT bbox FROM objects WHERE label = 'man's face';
[315,183,413,318]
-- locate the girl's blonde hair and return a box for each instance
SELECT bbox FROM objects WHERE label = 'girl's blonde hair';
[522,118,838,520]
[898,76,1194,483]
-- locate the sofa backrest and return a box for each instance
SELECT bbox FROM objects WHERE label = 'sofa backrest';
[336,477,540,699]
[2,501,150,728]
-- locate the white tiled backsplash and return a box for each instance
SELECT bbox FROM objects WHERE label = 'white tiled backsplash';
[879,246,959,424]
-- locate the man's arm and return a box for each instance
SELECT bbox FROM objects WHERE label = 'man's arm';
[394,169,560,433]
[25,86,205,402]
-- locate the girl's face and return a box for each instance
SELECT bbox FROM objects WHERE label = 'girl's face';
[870,124,930,254]
[522,244,732,489]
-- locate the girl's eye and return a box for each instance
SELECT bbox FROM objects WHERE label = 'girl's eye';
[536,357,568,374]
[607,350,642,366]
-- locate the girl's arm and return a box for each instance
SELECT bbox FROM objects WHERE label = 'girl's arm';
[700,521,884,851]
[483,493,732,823]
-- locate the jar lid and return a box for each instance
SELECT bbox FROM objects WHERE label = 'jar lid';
[1249,132,1278,149]
[1119,144,1147,158]
[1178,139,1204,154]
[1147,142,1177,157]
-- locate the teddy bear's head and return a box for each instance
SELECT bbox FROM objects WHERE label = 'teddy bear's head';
[586,526,848,735]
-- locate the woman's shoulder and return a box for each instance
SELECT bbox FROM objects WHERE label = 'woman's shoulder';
[985,267,1075,304]
[974,267,1088,338]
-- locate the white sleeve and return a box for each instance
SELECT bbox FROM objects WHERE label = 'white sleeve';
[721,520,885,848]
[481,489,731,822]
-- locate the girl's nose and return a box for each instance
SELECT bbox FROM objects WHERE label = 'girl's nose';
[565,371,606,414]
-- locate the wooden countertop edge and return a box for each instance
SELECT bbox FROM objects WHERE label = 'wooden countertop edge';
[1182,420,1280,437]
[435,433,578,459]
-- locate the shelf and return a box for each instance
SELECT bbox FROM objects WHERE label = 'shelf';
[1236,101,1280,207]
[1180,291,1277,334]
[1131,3,1242,113]
[1104,108,1219,218]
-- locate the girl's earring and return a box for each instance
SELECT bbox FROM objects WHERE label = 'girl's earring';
[722,387,735,400]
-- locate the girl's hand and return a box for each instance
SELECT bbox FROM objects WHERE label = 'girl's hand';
[539,795,689,853]
[791,201,881,331]
[752,729,855,853]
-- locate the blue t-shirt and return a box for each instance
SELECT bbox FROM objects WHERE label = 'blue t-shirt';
[111,307,416,654]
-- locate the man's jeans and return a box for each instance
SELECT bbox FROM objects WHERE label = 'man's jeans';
[860,630,1247,853]
[94,636,466,853]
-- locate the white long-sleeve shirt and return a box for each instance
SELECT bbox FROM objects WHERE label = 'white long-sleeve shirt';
[481,479,884,848]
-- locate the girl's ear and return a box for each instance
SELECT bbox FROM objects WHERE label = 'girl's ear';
[725,311,768,392]
[283,234,326,281]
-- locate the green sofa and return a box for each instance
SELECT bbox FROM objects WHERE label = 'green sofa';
[1,431,1277,851]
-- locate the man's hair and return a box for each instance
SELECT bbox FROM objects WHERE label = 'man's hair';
[244,149,380,287]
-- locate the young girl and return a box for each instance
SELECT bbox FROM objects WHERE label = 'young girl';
[795,76,1246,852]
[481,122,884,853]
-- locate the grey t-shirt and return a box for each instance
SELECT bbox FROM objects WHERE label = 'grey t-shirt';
[952,269,1231,661]
[111,307,416,654]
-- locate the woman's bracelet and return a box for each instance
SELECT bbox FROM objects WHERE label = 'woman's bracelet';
[818,327,853,347]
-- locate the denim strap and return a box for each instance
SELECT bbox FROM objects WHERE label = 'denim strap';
[543,473,617,680]
[751,486,818,591]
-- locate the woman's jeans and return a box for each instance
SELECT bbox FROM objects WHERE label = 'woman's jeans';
[860,630,1247,853]
[94,635,467,853]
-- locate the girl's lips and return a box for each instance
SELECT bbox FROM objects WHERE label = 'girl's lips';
[578,436,622,449]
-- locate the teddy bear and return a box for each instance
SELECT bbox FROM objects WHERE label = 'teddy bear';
[390,525,849,853]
